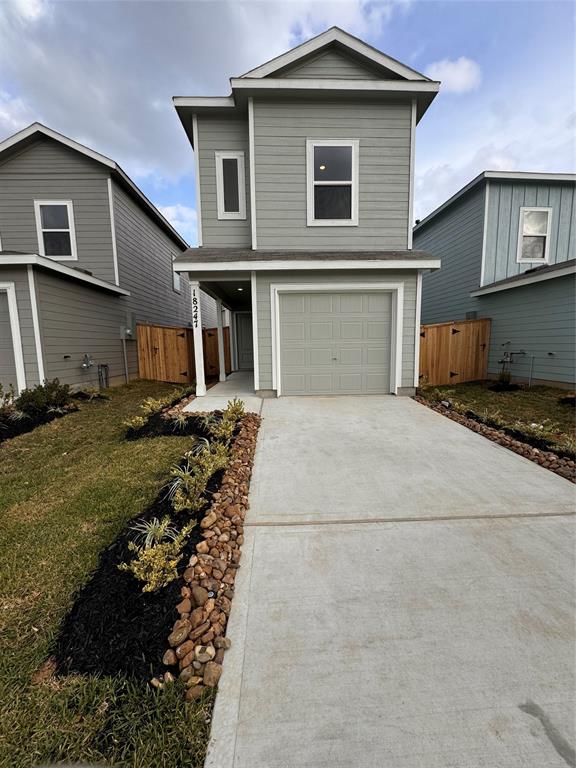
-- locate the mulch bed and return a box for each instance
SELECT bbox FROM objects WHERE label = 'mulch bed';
[50,411,261,684]
[415,396,576,484]
[0,404,78,444]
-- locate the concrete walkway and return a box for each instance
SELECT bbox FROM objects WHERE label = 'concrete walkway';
[183,371,262,414]
[206,396,576,768]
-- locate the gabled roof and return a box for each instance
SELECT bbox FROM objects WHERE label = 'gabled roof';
[239,27,430,81]
[0,123,188,250]
[413,170,576,233]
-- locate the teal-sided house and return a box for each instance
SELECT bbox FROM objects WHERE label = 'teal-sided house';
[414,171,576,386]
[172,27,441,398]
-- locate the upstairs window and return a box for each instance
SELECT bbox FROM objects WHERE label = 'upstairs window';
[307,140,359,226]
[34,200,77,260]
[517,207,551,263]
[215,151,246,220]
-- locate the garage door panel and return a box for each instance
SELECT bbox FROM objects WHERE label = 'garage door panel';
[279,291,392,396]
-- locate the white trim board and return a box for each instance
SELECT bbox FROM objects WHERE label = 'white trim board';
[0,253,130,295]
[239,27,431,81]
[250,271,260,389]
[413,270,422,388]
[215,151,246,220]
[516,206,552,264]
[248,98,257,249]
[107,179,120,285]
[407,99,416,249]
[230,78,439,95]
[27,265,45,383]
[192,114,203,247]
[479,181,490,286]
[470,262,576,297]
[306,139,359,227]
[269,281,404,396]
[34,199,78,261]
[0,281,26,393]
[174,258,441,273]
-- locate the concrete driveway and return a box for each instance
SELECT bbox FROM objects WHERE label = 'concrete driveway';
[206,396,576,768]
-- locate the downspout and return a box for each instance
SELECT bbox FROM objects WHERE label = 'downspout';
[122,337,129,383]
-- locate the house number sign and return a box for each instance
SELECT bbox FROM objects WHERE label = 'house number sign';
[192,290,199,329]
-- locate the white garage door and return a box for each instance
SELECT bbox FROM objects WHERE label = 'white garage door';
[279,291,392,395]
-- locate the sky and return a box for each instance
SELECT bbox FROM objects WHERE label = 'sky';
[0,0,574,245]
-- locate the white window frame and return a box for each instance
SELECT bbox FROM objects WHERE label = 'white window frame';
[172,253,181,293]
[215,151,246,220]
[516,206,552,264]
[34,200,78,261]
[306,139,359,227]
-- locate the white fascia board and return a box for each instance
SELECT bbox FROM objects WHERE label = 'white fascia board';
[470,263,576,296]
[173,96,236,109]
[173,259,441,272]
[231,78,439,94]
[0,253,130,295]
[484,171,576,183]
[239,27,430,81]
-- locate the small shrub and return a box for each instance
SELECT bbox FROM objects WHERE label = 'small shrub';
[202,398,246,446]
[118,520,195,592]
[167,443,230,514]
[128,515,180,549]
[15,379,71,419]
[122,414,147,430]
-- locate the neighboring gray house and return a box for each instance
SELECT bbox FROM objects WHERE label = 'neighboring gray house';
[0,123,216,392]
[414,171,576,386]
[172,27,440,397]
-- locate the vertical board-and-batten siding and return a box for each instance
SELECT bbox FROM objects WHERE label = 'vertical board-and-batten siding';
[483,180,576,285]
[0,137,116,284]
[276,48,390,80]
[0,266,40,387]
[416,184,485,324]
[253,99,411,250]
[197,117,251,248]
[255,270,417,390]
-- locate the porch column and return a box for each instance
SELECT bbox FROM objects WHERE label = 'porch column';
[190,281,206,396]
[216,299,226,382]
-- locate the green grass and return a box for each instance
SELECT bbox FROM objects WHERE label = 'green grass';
[419,382,575,453]
[0,380,214,767]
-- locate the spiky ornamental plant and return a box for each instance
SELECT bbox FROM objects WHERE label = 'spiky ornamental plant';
[128,516,180,549]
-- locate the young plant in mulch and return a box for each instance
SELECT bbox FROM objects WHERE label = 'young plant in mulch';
[123,386,201,439]
[50,399,249,685]
[0,379,78,444]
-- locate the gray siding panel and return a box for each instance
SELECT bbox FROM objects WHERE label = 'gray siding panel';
[0,137,116,284]
[0,266,39,388]
[483,180,575,285]
[253,100,411,250]
[197,117,251,248]
[416,185,485,324]
[255,270,417,390]
[277,48,384,80]
[480,275,576,385]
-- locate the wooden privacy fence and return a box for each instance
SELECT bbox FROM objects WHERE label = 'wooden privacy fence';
[419,318,491,386]
[137,323,231,385]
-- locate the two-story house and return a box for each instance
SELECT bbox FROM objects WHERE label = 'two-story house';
[172,27,440,397]
[414,171,576,386]
[0,122,217,392]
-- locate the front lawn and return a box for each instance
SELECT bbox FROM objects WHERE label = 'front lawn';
[418,382,575,456]
[0,380,213,767]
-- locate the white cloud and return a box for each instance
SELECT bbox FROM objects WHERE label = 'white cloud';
[425,56,482,93]
[159,204,197,245]
[10,0,47,22]
[0,90,37,134]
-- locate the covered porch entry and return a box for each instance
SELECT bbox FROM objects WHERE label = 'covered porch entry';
[186,271,257,397]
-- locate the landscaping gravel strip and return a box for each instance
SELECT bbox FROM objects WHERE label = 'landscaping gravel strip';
[415,395,576,483]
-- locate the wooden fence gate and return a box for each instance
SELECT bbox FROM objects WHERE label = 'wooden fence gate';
[137,324,231,385]
[419,318,491,386]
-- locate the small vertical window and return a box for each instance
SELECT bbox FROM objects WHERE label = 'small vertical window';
[172,254,181,293]
[34,200,77,260]
[307,140,359,226]
[215,151,246,220]
[517,207,551,263]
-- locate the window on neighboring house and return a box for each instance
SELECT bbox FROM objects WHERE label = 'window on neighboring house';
[517,207,552,263]
[172,253,181,293]
[307,140,359,226]
[215,151,246,220]
[34,200,77,260]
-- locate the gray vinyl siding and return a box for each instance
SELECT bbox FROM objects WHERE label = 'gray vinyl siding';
[36,270,135,387]
[0,266,40,388]
[479,275,576,385]
[197,117,251,247]
[255,270,417,390]
[276,48,385,80]
[416,185,485,324]
[483,180,576,285]
[253,99,411,250]
[0,137,116,284]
